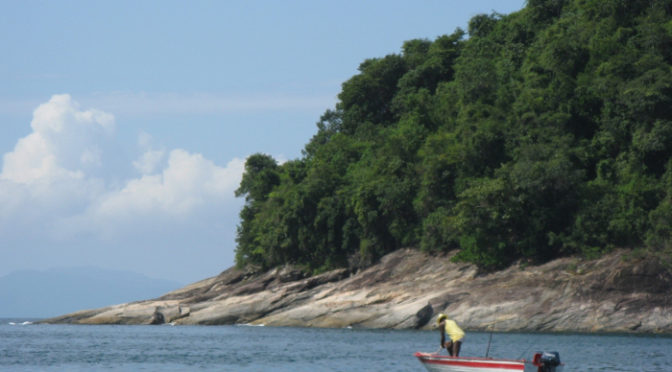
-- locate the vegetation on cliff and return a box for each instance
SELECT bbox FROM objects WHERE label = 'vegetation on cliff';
[234,0,672,272]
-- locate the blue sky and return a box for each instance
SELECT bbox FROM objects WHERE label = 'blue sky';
[1,0,525,285]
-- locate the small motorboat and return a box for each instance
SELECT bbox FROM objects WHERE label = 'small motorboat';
[414,351,563,372]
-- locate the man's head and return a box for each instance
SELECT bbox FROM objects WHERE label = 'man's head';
[437,313,447,324]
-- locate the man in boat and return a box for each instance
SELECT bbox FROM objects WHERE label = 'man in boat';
[437,313,464,357]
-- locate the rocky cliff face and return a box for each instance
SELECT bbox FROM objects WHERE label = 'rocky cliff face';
[42,249,672,333]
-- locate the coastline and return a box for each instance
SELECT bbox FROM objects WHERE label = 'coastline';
[41,249,672,334]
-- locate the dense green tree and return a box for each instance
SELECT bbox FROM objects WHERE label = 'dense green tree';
[233,0,672,272]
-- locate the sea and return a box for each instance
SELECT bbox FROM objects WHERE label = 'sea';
[1,318,671,371]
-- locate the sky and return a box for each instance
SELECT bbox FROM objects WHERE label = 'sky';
[0,0,526,285]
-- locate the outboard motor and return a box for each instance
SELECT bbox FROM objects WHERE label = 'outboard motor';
[533,351,561,372]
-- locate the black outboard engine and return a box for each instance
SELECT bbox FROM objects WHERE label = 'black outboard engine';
[538,351,561,372]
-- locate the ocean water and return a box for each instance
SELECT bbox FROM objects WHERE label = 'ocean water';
[1,319,671,371]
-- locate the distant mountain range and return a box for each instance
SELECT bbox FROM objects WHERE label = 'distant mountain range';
[0,267,183,318]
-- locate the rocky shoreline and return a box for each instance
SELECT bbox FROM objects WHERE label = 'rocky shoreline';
[42,249,672,333]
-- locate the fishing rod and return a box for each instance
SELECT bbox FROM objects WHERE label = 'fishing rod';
[483,307,534,360]
[516,342,535,360]
[484,306,499,358]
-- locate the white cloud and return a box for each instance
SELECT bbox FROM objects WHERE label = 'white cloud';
[95,150,244,219]
[132,130,165,174]
[133,149,165,174]
[0,94,246,243]
[1,94,114,184]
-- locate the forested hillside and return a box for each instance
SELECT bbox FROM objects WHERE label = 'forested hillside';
[234,0,672,273]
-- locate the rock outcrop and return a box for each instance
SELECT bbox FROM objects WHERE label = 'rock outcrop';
[42,249,672,333]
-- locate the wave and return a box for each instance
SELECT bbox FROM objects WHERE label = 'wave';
[8,321,33,326]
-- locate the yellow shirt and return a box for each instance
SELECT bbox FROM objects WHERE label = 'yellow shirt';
[444,319,465,341]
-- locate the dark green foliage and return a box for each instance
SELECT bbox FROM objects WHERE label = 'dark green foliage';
[234,0,672,271]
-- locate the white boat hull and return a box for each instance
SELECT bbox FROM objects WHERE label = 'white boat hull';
[414,352,564,372]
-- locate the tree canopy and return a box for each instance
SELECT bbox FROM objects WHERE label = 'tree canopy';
[234,0,672,273]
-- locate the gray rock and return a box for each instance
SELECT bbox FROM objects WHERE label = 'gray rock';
[41,249,672,333]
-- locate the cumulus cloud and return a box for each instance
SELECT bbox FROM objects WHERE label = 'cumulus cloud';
[1,94,114,184]
[132,130,165,174]
[0,94,245,241]
[133,149,165,174]
[94,150,244,220]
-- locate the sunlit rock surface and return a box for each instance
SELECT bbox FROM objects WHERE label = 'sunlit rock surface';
[42,249,672,333]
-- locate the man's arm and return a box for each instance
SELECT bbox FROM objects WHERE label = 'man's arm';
[438,320,445,347]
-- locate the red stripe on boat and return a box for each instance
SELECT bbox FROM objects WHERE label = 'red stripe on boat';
[414,353,525,371]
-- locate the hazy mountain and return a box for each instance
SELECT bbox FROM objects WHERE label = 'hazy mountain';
[0,267,183,318]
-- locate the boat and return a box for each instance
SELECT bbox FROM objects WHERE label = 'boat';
[414,351,564,372]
